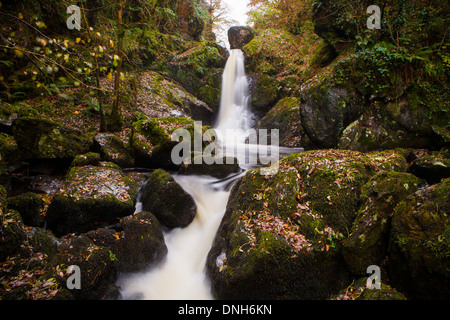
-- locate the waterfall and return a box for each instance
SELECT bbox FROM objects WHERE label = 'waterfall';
[216,49,255,136]
[116,48,302,300]
[116,49,253,300]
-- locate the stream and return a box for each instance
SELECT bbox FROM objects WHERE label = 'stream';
[116,49,303,300]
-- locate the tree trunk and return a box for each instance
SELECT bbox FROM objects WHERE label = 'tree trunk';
[108,0,125,132]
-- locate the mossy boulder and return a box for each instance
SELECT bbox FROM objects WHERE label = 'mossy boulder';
[93,133,134,168]
[130,117,214,170]
[141,169,196,229]
[388,178,450,299]
[46,164,139,236]
[207,149,407,299]
[343,171,425,275]
[299,82,364,149]
[0,132,18,165]
[53,235,119,300]
[7,192,44,227]
[70,152,101,167]
[168,42,228,110]
[333,277,407,300]
[0,209,27,262]
[119,211,167,273]
[130,117,194,169]
[11,117,91,160]
[136,71,214,123]
[256,97,303,148]
[339,97,449,152]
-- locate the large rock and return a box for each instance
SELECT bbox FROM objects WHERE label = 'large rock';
[53,235,119,300]
[388,178,450,299]
[7,192,44,227]
[228,26,255,50]
[342,171,425,275]
[256,97,303,147]
[119,211,167,272]
[206,149,408,299]
[141,169,196,229]
[300,83,364,149]
[168,42,228,110]
[46,164,139,236]
[11,117,91,160]
[93,134,134,168]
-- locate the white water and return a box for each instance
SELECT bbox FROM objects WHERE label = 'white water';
[117,175,231,300]
[117,49,252,300]
[117,49,302,300]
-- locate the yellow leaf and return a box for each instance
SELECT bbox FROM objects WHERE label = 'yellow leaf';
[107,72,113,81]
[76,37,81,44]
[18,12,23,19]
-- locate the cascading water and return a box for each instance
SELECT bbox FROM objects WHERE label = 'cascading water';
[117,49,302,300]
[117,49,252,300]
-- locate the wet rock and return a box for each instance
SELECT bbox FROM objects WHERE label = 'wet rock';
[46,164,139,236]
[207,149,407,299]
[332,277,407,300]
[119,211,167,272]
[168,42,228,110]
[228,26,256,50]
[342,171,425,275]
[141,169,196,229]
[178,156,241,179]
[300,83,364,149]
[256,97,303,148]
[388,178,450,299]
[53,235,119,300]
[7,192,44,227]
[11,117,91,160]
[71,152,101,167]
[93,134,134,168]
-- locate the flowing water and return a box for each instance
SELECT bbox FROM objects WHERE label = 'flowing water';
[117,49,302,300]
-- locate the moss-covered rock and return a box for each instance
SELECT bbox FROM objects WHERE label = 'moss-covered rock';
[333,277,407,300]
[388,178,450,299]
[70,152,101,167]
[93,133,134,168]
[141,169,196,229]
[119,211,167,273]
[7,192,44,227]
[0,208,27,262]
[168,42,228,110]
[207,149,408,299]
[130,117,214,170]
[53,235,119,300]
[46,164,139,236]
[12,117,91,160]
[256,97,303,147]
[299,81,364,149]
[136,71,214,122]
[343,171,425,275]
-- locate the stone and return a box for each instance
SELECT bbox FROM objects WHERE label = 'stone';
[141,169,197,229]
[388,178,450,299]
[46,164,139,236]
[228,26,256,50]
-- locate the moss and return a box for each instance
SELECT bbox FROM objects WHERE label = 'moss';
[389,178,450,299]
[12,117,91,160]
[71,152,101,167]
[7,192,44,227]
